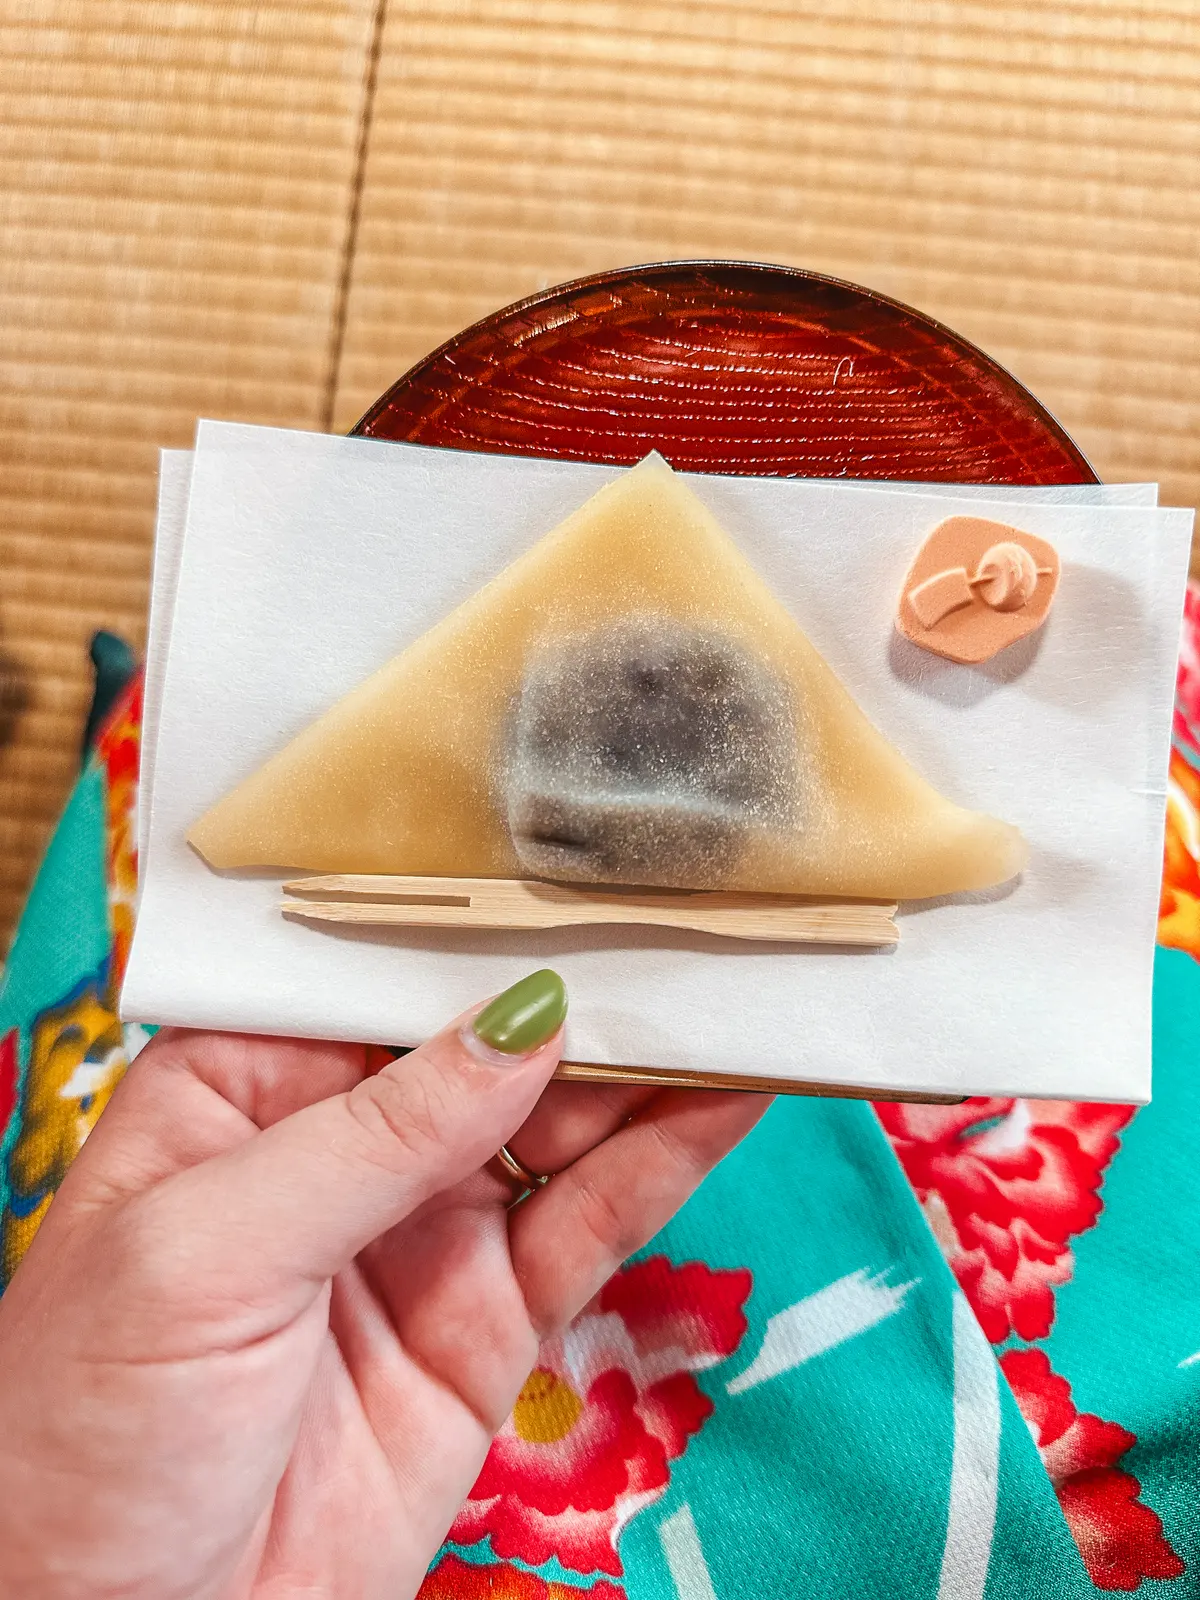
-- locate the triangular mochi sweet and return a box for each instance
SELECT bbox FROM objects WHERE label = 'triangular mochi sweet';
[190,455,1026,899]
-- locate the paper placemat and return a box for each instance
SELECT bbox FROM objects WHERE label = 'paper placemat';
[123,424,1193,1101]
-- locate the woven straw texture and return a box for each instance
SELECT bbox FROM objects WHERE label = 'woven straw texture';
[2,0,1199,950]
[0,0,379,946]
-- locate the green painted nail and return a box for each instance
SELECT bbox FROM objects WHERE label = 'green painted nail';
[473,969,567,1056]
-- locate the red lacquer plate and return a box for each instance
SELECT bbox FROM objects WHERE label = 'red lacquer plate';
[352,261,1094,1099]
[353,259,1095,486]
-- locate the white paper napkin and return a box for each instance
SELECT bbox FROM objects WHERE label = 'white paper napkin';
[123,424,1193,1101]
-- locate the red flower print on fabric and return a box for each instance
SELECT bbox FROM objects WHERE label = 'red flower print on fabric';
[418,1553,624,1600]
[450,1256,751,1576]
[94,675,142,996]
[0,1031,16,1141]
[1173,581,1200,764]
[877,1099,1133,1343]
[1002,1350,1184,1591]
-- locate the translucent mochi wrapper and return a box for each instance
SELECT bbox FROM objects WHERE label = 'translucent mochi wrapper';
[189,455,1027,899]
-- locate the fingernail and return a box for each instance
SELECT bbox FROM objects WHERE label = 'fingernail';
[469,969,567,1059]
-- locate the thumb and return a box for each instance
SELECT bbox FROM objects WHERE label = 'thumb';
[152,969,567,1294]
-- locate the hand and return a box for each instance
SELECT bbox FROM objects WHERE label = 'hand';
[0,970,767,1599]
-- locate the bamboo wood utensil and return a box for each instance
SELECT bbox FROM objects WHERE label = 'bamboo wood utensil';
[281,874,899,947]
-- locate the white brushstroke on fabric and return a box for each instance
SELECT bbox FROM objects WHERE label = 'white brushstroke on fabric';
[937,1293,1001,1600]
[58,1047,126,1101]
[726,1267,919,1394]
[972,1098,1032,1157]
[660,1504,719,1600]
[122,1021,153,1062]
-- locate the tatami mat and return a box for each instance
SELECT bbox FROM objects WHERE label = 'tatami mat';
[2,0,1198,949]
[0,0,378,946]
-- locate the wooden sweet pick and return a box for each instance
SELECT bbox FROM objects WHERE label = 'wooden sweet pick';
[281,875,900,947]
[897,516,1061,665]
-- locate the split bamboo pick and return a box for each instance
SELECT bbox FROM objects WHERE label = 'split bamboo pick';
[281,875,899,947]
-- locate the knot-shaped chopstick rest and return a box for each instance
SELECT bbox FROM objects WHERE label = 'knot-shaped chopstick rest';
[897,517,1061,664]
